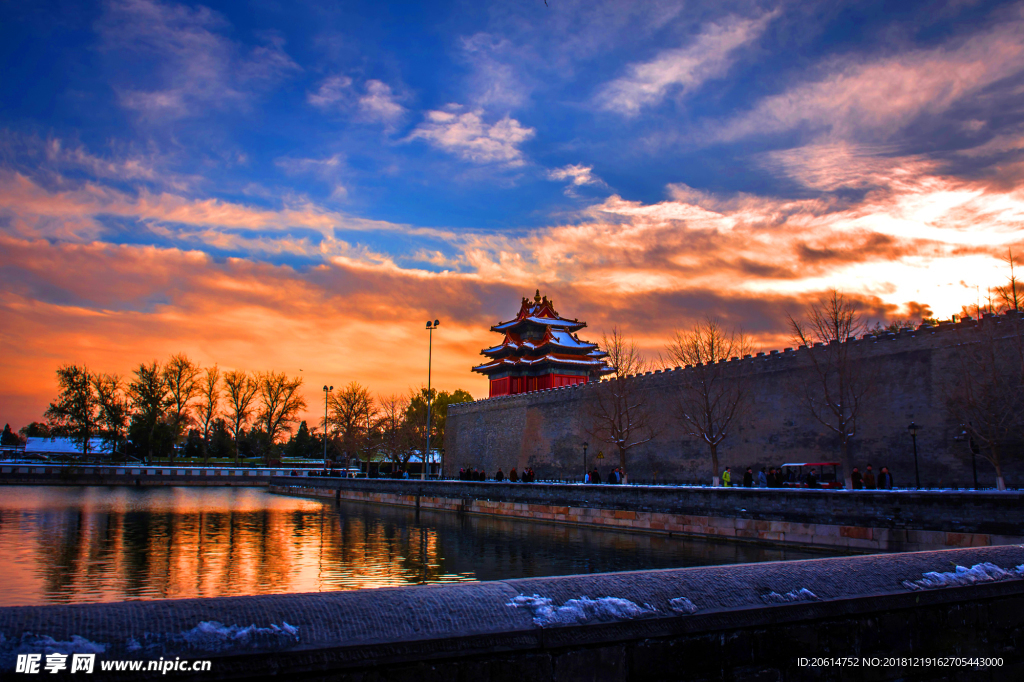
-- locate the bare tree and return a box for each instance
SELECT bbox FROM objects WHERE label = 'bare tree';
[583,327,656,483]
[224,370,258,462]
[93,373,129,459]
[946,313,1024,491]
[377,393,413,470]
[258,371,306,446]
[995,249,1021,313]
[789,290,870,490]
[163,353,201,459]
[665,318,753,486]
[196,366,221,462]
[330,381,374,468]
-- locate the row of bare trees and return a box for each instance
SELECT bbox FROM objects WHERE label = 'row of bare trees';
[584,320,754,487]
[585,266,1023,489]
[43,354,305,463]
[39,356,474,469]
[316,383,473,471]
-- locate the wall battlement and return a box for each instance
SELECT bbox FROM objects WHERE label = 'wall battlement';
[451,311,1024,413]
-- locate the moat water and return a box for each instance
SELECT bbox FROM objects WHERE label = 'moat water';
[0,486,840,606]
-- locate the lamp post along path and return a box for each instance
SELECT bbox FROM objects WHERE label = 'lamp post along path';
[908,422,920,489]
[323,385,333,468]
[424,320,439,480]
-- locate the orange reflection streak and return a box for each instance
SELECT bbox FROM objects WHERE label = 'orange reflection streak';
[0,487,463,605]
[0,486,832,606]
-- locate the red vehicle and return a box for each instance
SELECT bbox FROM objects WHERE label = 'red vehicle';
[780,462,842,489]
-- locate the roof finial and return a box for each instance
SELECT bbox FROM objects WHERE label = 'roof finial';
[534,289,541,303]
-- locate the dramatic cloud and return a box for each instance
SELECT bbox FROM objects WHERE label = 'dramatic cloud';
[99,0,300,118]
[358,80,407,125]
[716,13,1024,142]
[598,13,775,116]
[407,107,535,166]
[308,76,407,127]
[547,164,602,187]
[0,236,515,430]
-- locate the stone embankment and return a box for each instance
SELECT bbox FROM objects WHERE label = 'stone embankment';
[270,478,1024,552]
[2,546,1022,680]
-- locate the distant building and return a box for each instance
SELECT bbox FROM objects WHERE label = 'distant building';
[473,290,613,397]
[24,437,106,457]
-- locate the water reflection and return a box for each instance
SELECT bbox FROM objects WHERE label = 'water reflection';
[0,486,838,606]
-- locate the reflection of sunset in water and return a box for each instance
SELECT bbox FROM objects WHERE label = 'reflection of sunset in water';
[0,487,836,606]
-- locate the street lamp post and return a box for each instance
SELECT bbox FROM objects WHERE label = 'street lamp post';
[908,422,920,489]
[323,385,333,468]
[955,424,979,489]
[969,435,980,490]
[582,442,588,482]
[424,319,439,480]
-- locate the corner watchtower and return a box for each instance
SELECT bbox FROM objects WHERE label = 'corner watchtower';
[472,290,613,397]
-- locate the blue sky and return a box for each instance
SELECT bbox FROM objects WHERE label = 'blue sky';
[2,0,1023,425]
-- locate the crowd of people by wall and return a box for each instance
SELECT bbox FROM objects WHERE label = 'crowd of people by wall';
[458,467,536,482]
[720,464,897,489]
[583,467,624,484]
[453,463,898,489]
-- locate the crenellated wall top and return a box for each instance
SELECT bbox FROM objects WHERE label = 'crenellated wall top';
[449,311,1024,413]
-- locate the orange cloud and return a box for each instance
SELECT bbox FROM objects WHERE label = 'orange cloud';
[2,137,1022,430]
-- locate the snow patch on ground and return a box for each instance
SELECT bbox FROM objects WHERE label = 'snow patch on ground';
[178,621,300,652]
[509,595,657,627]
[902,562,1024,591]
[125,620,300,654]
[668,597,698,614]
[761,588,820,604]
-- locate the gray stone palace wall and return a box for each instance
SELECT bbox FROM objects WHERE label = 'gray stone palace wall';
[445,313,1024,487]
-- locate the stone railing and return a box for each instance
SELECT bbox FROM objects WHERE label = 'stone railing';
[2,545,1021,680]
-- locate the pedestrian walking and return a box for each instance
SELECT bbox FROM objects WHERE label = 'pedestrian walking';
[863,465,876,490]
[509,467,518,482]
[877,466,894,490]
[852,467,862,489]
[743,467,754,487]
[722,467,732,487]
[806,468,819,488]
[758,468,767,488]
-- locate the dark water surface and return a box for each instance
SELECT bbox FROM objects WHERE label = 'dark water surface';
[0,486,840,606]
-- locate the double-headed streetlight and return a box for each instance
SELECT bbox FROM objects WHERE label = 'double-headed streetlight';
[424,319,439,480]
[323,385,333,468]
[908,422,920,488]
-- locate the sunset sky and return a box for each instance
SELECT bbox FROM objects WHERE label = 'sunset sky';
[2,0,1023,429]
